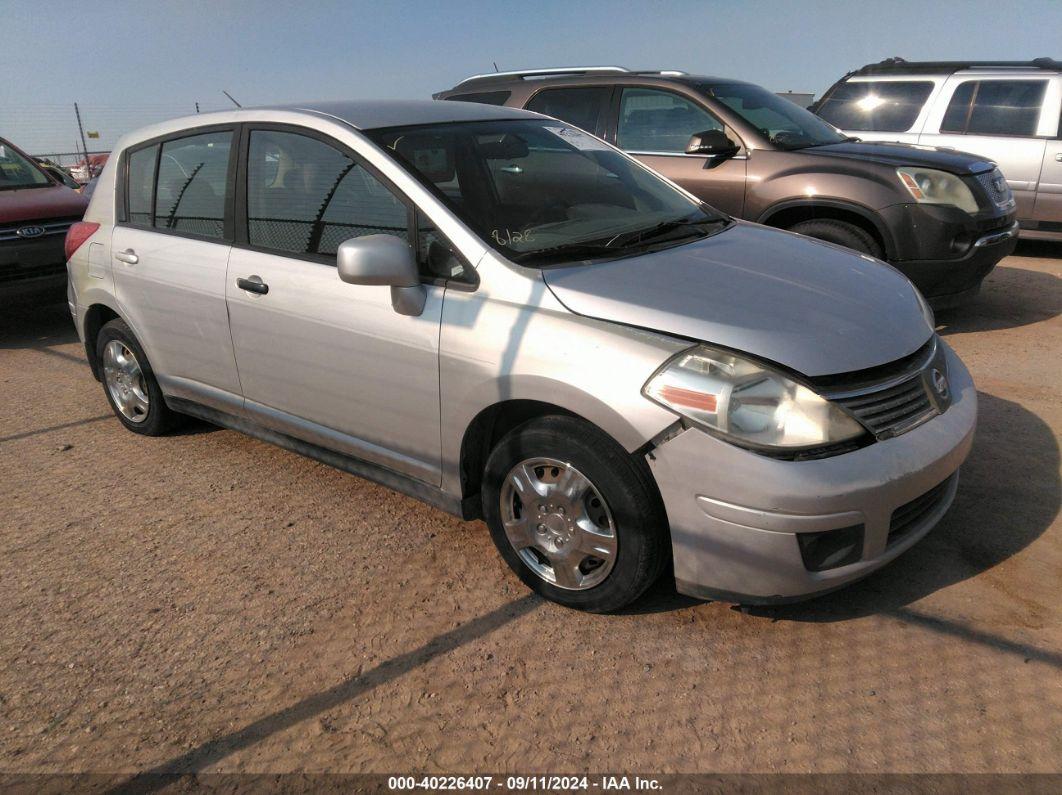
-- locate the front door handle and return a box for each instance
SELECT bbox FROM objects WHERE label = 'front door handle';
[236,275,269,295]
[114,249,138,265]
[1056,153,1062,162]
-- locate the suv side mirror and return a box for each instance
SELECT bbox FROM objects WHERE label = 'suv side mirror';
[686,129,740,159]
[337,234,426,317]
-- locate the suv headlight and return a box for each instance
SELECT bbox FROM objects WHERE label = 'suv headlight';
[896,167,979,214]
[643,345,865,450]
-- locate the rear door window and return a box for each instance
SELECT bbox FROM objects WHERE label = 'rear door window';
[816,80,934,132]
[154,132,232,239]
[940,80,1048,136]
[616,88,722,153]
[524,87,611,135]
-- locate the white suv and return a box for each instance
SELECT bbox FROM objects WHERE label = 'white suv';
[813,58,1062,241]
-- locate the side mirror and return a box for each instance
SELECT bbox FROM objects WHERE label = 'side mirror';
[686,129,740,159]
[337,234,426,317]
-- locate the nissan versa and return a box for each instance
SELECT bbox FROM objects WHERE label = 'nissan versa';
[66,101,976,611]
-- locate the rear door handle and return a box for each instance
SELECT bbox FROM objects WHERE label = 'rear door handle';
[114,249,138,265]
[236,275,269,295]
[1056,153,1062,162]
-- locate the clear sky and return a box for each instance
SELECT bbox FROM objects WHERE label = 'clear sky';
[3,0,1060,153]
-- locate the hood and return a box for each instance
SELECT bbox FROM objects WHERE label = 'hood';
[804,140,994,175]
[0,184,89,225]
[541,221,933,377]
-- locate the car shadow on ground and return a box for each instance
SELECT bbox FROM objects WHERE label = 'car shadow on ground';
[0,299,216,437]
[936,240,1061,335]
[627,391,1060,625]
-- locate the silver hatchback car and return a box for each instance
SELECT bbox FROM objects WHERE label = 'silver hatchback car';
[66,100,976,612]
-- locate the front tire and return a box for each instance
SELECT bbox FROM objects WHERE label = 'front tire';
[482,416,669,612]
[788,218,883,259]
[97,318,181,436]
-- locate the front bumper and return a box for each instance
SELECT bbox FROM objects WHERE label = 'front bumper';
[647,342,977,604]
[881,203,1017,307]
[0,234,69,306]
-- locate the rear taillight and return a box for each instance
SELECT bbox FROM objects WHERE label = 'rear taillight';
[65,221,100,260]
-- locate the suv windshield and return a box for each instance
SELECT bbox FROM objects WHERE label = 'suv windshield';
[368,119,728,266]
[0,140,53,191]
[704,83,848,150]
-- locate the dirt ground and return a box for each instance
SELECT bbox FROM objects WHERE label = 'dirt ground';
[0,243,1059,781]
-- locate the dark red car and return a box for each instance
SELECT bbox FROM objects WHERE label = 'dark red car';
[1,137,89,305]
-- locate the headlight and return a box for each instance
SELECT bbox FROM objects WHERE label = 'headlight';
[643,345,865,450]
[896,167,979,214]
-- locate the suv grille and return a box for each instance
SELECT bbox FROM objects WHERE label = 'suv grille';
[888,474,956,546]
[975,168,1015,210]
[0,216,79,242]
[816,337,950,440]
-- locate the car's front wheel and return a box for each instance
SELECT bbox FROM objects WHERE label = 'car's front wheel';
[97,318,181,436]
[481,415,669,612]
[788,218,883,259]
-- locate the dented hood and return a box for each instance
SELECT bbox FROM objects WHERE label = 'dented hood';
[541,221,933,377]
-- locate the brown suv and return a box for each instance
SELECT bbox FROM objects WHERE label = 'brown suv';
[435,67,1019,308]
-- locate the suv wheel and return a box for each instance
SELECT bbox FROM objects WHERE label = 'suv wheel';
[97,318,181,436]
[788,219,883,259]
[482,416,669,612]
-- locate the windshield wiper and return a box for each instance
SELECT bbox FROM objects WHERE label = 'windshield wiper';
[606,217,723,250]
[508,242,622,265]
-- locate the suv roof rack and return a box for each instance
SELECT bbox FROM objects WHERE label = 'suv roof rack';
[453,66,630,88]
[852,57,1062,76]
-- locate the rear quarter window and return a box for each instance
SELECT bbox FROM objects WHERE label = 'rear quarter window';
[445,91,511,106]
[126,145,158,226]
[816,80,934,132]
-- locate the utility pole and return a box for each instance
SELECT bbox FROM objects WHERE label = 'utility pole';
[73,102,91,167]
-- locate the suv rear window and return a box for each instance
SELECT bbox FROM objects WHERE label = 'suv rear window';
[816,81,934,132]
[445,91,511,106]
[940,80,1048,136]
[524,87,610,135]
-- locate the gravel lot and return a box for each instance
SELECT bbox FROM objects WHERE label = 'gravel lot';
[1,244,1059,781]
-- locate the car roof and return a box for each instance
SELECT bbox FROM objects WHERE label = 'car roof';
[845,57,1061,77]
[267,99,536,129]
[112,100,540,154]
[442,70,756,94]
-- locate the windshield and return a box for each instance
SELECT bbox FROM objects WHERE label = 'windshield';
[368,119,728,266]
[0,140,53,190]
[704,83,848,150]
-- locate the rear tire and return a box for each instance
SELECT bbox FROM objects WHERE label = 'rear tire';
[482,415,669,612]
[96,318,181,436]
[788,218,884,259]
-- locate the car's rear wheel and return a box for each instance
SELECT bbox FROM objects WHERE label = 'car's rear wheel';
[482,415,669,612]
[97,318,181,436]
[788,218,884,259]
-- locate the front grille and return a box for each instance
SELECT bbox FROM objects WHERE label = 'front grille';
[817,337,949,440]
[888,474,956,546]
[975,168,1015,210]
[0,216,79,243]
[833,376,936,437]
